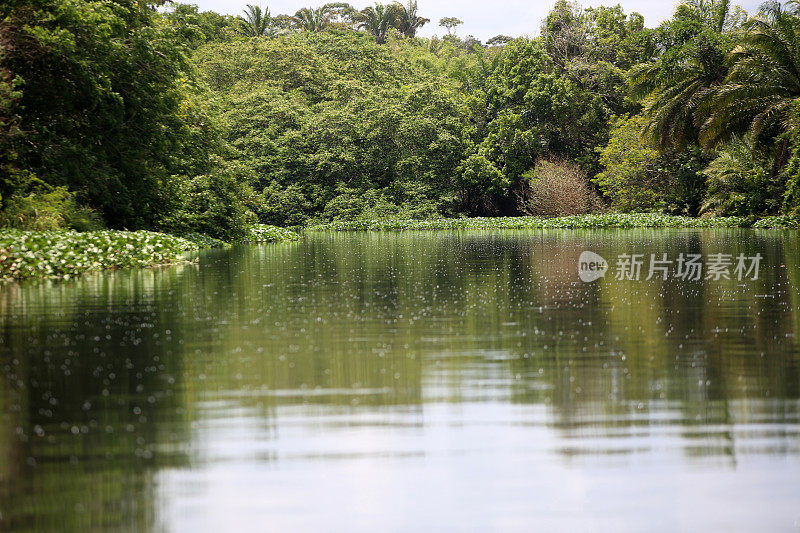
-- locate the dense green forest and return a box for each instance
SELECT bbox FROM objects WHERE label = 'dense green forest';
[1,0,799,239]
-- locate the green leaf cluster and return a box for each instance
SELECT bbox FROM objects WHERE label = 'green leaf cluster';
[195,32,470,225]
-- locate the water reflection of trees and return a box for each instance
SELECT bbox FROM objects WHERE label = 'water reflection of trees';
[213,231,799,443]
[0,230,798,530]
[0,269,193,531]
[240,231,800,462]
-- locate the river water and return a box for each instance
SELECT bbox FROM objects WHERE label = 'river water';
[1,230,799,531]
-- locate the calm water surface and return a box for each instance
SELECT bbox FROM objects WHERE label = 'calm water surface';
[1,230,799,532]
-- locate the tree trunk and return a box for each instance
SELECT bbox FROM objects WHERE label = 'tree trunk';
[771,137,790,177]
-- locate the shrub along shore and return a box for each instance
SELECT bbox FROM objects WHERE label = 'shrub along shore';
[1,215,796,282]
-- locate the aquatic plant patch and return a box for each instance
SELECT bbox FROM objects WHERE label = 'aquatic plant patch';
[242,224,302,243]
[180,232,230,249]
[308,213,800,231]
[0,230,199,281]
[751,215,800,229]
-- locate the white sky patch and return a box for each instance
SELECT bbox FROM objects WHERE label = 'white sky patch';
[184,0,765,41]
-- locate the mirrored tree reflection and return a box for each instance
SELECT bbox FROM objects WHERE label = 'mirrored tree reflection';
[0,270,193,531]
[1,230,798,530]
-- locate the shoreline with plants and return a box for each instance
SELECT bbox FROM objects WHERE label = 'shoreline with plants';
[2,214,797,282]
[309,213,800,232]
[0,224,300,282]
[4,0,800,244]
[3,0,800,281]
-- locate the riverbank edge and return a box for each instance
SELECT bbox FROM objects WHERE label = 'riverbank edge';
[2,215,797,282]
[0,225,301,282]
[307,213,800,232]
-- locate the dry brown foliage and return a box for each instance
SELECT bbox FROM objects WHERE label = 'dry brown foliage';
[518,159,605,216]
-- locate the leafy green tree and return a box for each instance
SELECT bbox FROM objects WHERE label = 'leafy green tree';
[166,4,239,47]
[594,115,667,212]
[486,35,513,47]
[702,135,779,215]
[0,17,23,205]
[395,1,429,38]
[583,6,653,69]
[439,17,463,36]
[159,161,255,241]
[357,3,400,44]
[478,38,613,187]
[541,0,587,68]
[271,14,296,32]
[1,0,188,226]
[457,153,506,199]
[783,103,800,214]
[541,2,648,119]
[0,0,253,236]
[323,3,359,30]
[194,33,469,225]
[594,113,709,215]
[446,48,501,95]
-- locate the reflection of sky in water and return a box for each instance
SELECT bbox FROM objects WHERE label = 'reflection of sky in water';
[159,403,799,532]
[1,229,799,531]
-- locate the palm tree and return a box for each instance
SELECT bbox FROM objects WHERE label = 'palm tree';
[394,1,429,38]
[693,0,748,33]
[236,5,272,37]
[290,3,356,32]
[628,0,744,149]
[700,0,800,171]
[291,7,330,32]
[356,3,400,44]
[628,54,721,150]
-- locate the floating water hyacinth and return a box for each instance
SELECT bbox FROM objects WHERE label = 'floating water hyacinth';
[0,230,200,281]
[308,214,800,232]
[0,225,305,281]
[1,216,793,282]
[180,232,230,249]
[752,215,800,229]
[242,224,302,243]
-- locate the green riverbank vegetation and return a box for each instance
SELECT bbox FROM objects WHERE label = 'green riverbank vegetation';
[309,213,800,231]
[2,0,800,240]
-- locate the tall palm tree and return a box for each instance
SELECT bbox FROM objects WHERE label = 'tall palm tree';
[236,5,272,37]
[700,0,800,168]
[394,1,429,38]
[629,52,722,149]
[692,0,748,33]
[356,3,400,44]
[628,0,744,149]
[291,3,356,32]
[291,7,329,32]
